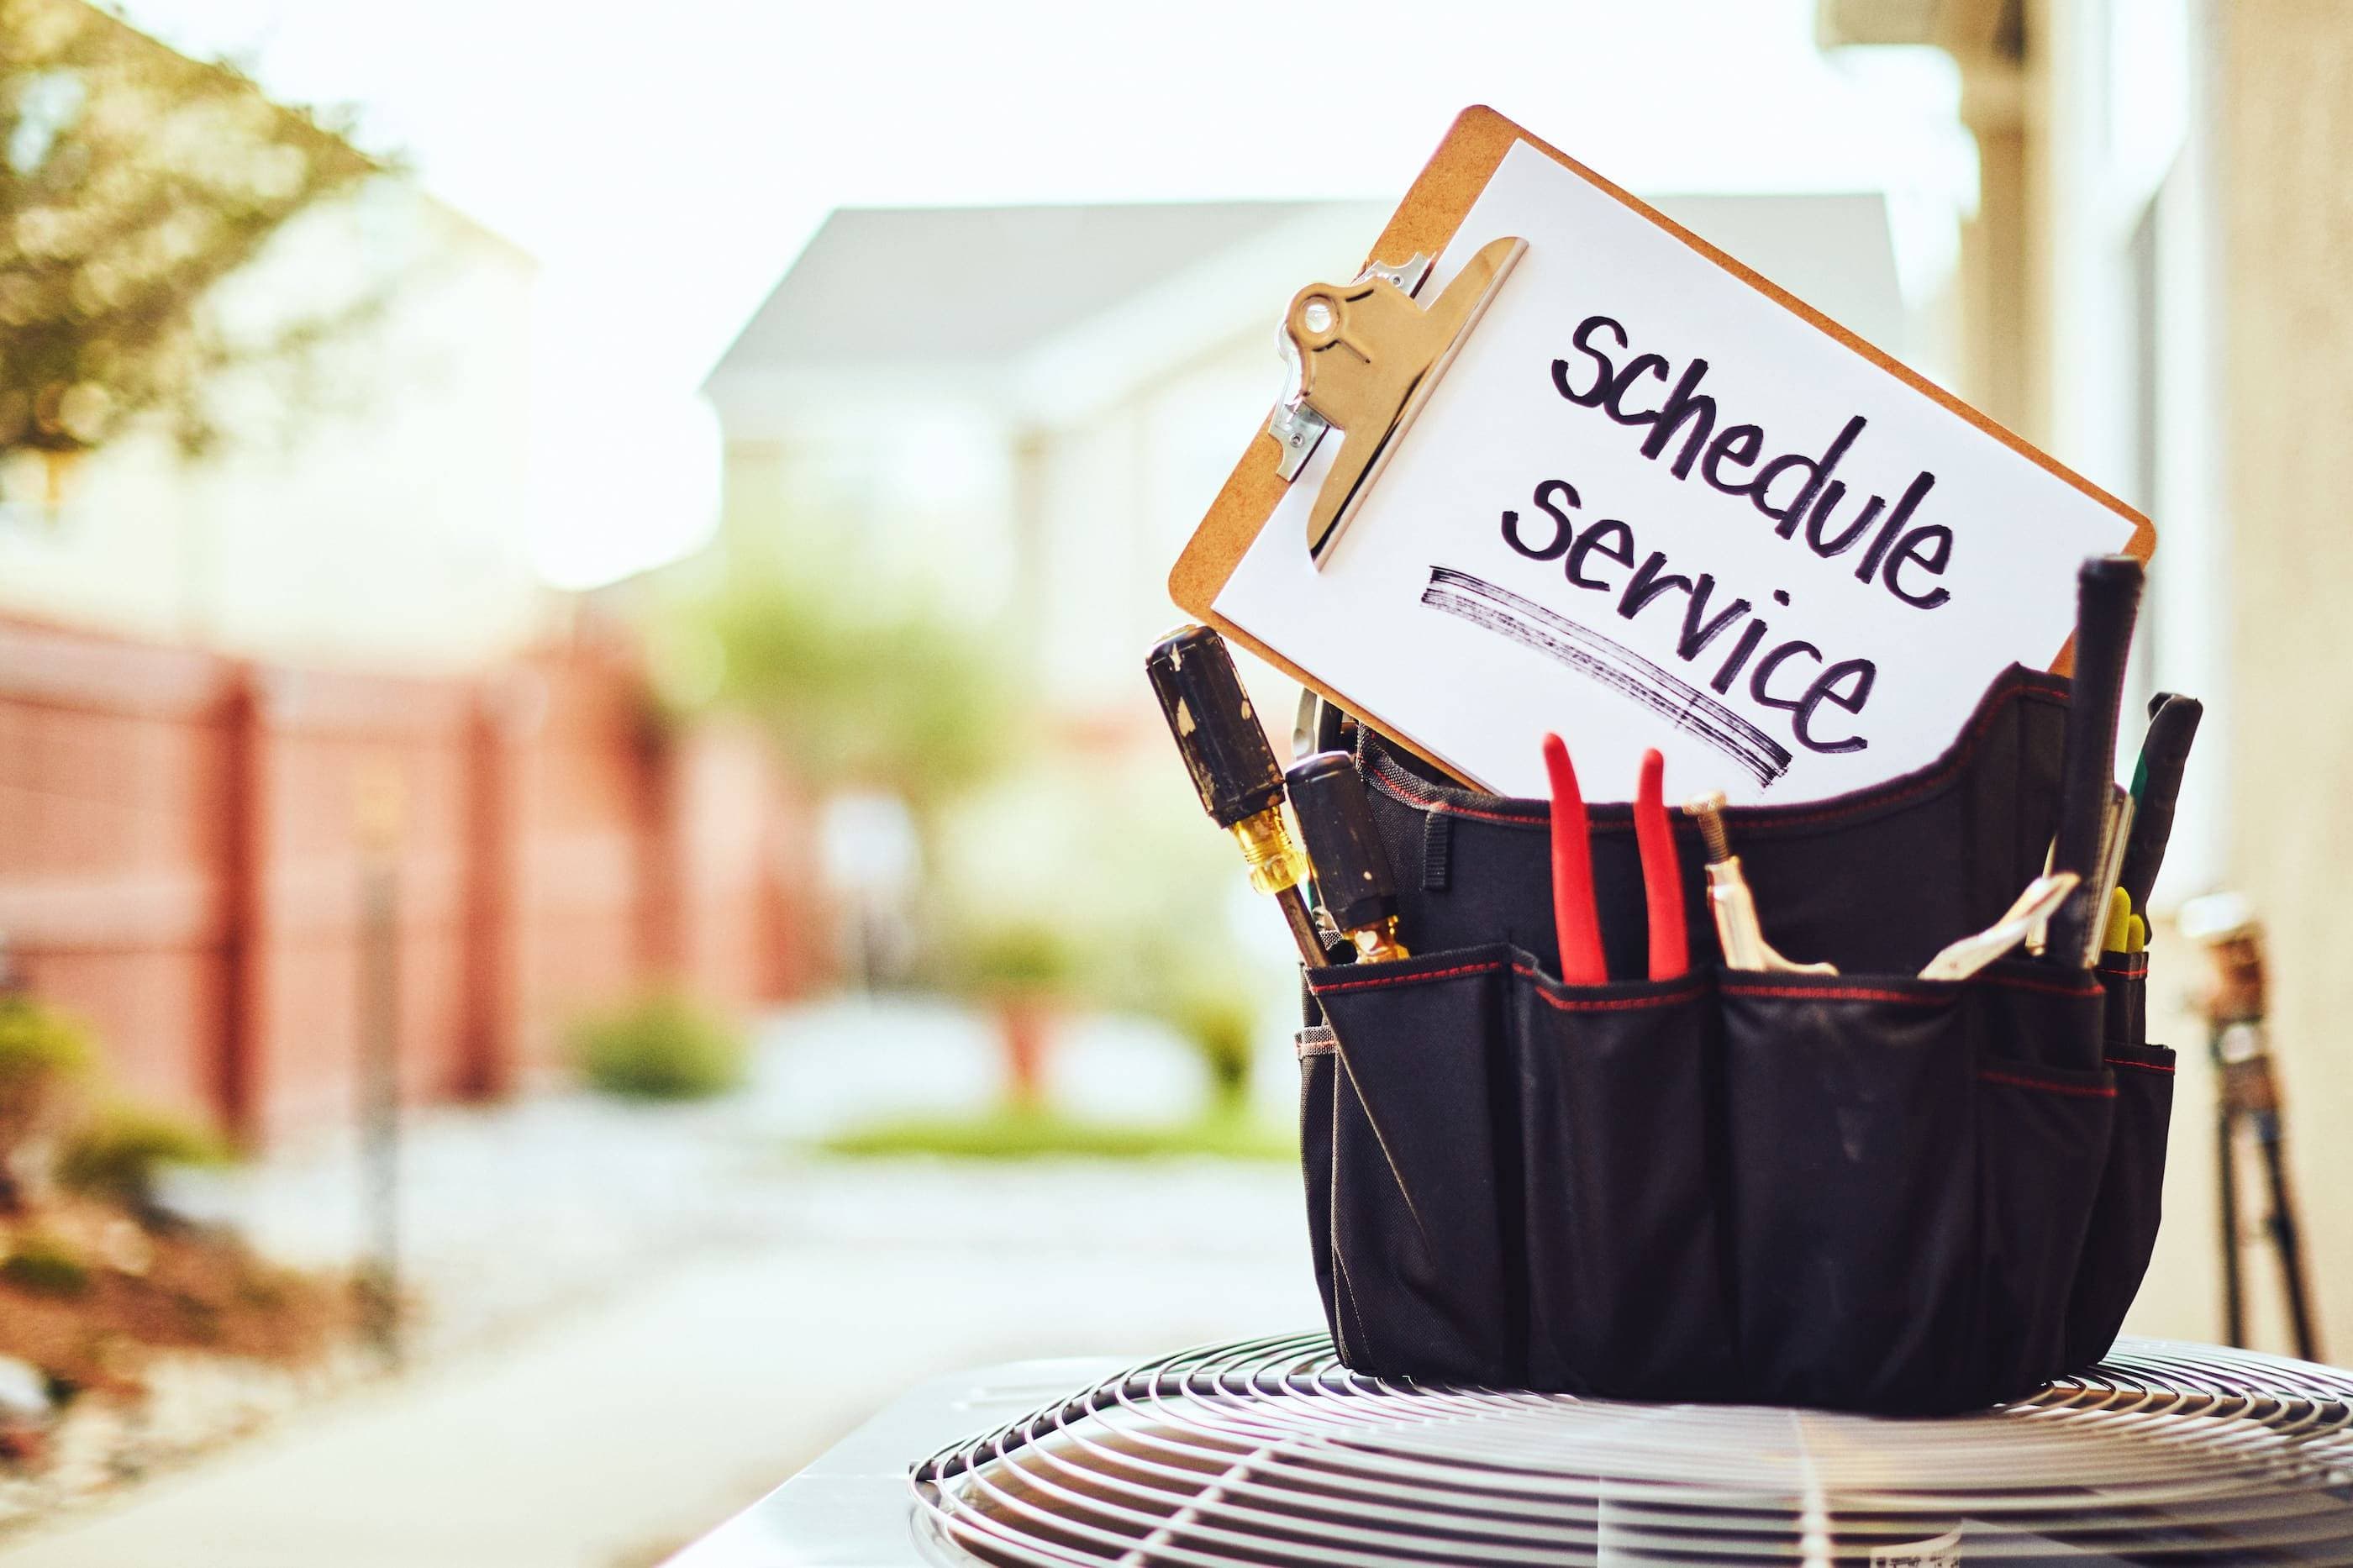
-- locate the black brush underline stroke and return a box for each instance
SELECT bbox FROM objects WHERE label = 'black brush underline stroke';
[1421,565,1792,788]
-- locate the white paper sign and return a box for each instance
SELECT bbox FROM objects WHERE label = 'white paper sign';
[1213,141,2137,804]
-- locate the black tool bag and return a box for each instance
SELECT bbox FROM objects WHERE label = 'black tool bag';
[1294,665,2177,1414]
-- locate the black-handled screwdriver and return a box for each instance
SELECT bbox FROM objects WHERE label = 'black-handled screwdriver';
[2045,555,2145,967]
[2117,692,2203,919]
[1145,625,1331,967]
[1287,751,1407,963]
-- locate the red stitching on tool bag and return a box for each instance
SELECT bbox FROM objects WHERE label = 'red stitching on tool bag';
[1979,1069,2116,1098]
[1720,985,1949,1005]
[1529,989,1702,1013]
[2104,1055,2175,1075]
[1508,963,1703,1011]
[1311,960,1503,994]
[1434,800,1547,826]
[1980,973,2104,1000]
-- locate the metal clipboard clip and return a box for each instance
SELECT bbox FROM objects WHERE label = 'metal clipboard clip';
[1262,235,1527,566]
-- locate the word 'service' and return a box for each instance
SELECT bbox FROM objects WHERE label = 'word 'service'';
[1498,480,1871,756]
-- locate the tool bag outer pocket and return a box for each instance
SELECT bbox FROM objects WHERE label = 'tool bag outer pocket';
[1307,946,1521,1383]
[1294,1025,1345,1347]
[1974,970,2115,1397]
[1721,966,2113,1413]
[1509,963,1734,1397]
[2064,963,2174,1370]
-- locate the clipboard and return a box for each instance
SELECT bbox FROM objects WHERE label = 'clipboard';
[1168,104,2154,784]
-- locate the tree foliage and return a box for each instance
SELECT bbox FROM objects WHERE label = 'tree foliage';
[671,561,1019,814]
[0,0,377,460]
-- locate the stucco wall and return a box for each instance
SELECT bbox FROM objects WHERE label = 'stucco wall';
[2207,0,2353,1358]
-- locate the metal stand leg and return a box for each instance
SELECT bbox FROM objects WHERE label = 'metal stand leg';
[2218,1097,2245,1348]
[2254,1113,2319,1362]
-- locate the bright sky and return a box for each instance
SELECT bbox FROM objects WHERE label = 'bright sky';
[118,0,1973,587]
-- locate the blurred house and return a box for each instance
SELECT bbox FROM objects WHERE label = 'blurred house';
[0,182,545,671]
[702,193,1908,729]
[1824,0,2353,1360]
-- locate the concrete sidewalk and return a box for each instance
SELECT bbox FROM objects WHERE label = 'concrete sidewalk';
[0,995,1321,1566]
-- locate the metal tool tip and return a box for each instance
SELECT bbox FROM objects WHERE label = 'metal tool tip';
[1682,792,1730,862]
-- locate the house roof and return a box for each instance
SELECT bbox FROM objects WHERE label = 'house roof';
[705,201,1378,374]
[702,193,1906,427]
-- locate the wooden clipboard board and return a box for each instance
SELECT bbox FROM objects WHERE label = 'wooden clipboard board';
[1168,104,2154,776]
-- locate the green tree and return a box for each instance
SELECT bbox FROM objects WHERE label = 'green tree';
[661,560,1017,817]
[0,0,378,473]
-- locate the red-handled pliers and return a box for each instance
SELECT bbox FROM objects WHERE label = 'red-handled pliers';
[1542,734,1606,984]
[1633,748,1688,980]
[1544,739,1688,983]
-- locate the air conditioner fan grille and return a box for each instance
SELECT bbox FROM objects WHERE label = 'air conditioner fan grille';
[911,1334,2353,1565]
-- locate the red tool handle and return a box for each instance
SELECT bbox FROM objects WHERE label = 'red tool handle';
[1634,748,1688,981]
[1543,734,1607,986]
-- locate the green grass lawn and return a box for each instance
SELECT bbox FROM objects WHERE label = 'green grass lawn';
[819,1103,1296,1161]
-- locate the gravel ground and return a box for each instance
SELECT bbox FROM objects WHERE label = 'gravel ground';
[0,1349,379,1533]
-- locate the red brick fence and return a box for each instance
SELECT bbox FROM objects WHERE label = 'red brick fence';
[0,615,819,1145]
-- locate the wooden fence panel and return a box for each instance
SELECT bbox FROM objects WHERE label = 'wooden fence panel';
[0,615,809,1144]
[0,620,240,1122]
[509,651,662,1082]
[240,667,480,1141]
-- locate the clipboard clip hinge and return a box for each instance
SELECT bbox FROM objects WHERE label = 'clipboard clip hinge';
[1261,236,1529,567]
[1265,398,1331,482]
[1264,254,1434,482]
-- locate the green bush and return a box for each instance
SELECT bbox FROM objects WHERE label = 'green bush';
[0,1233,89,1297]
[58,1103,227,1217]
[0,996,94,1090]
[0,995,97,1210]
[1164,989,1259,1111]
[569,993,747,1102]
[823,1105,1293,1162]
[952,918,1078,999]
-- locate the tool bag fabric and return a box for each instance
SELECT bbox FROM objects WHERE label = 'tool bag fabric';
[1294,666,2176,1414]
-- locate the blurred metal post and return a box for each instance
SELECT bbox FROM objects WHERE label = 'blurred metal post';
[354,762,405,1366]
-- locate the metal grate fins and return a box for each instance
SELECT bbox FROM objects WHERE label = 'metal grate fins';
[911,1332,2353,1565]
